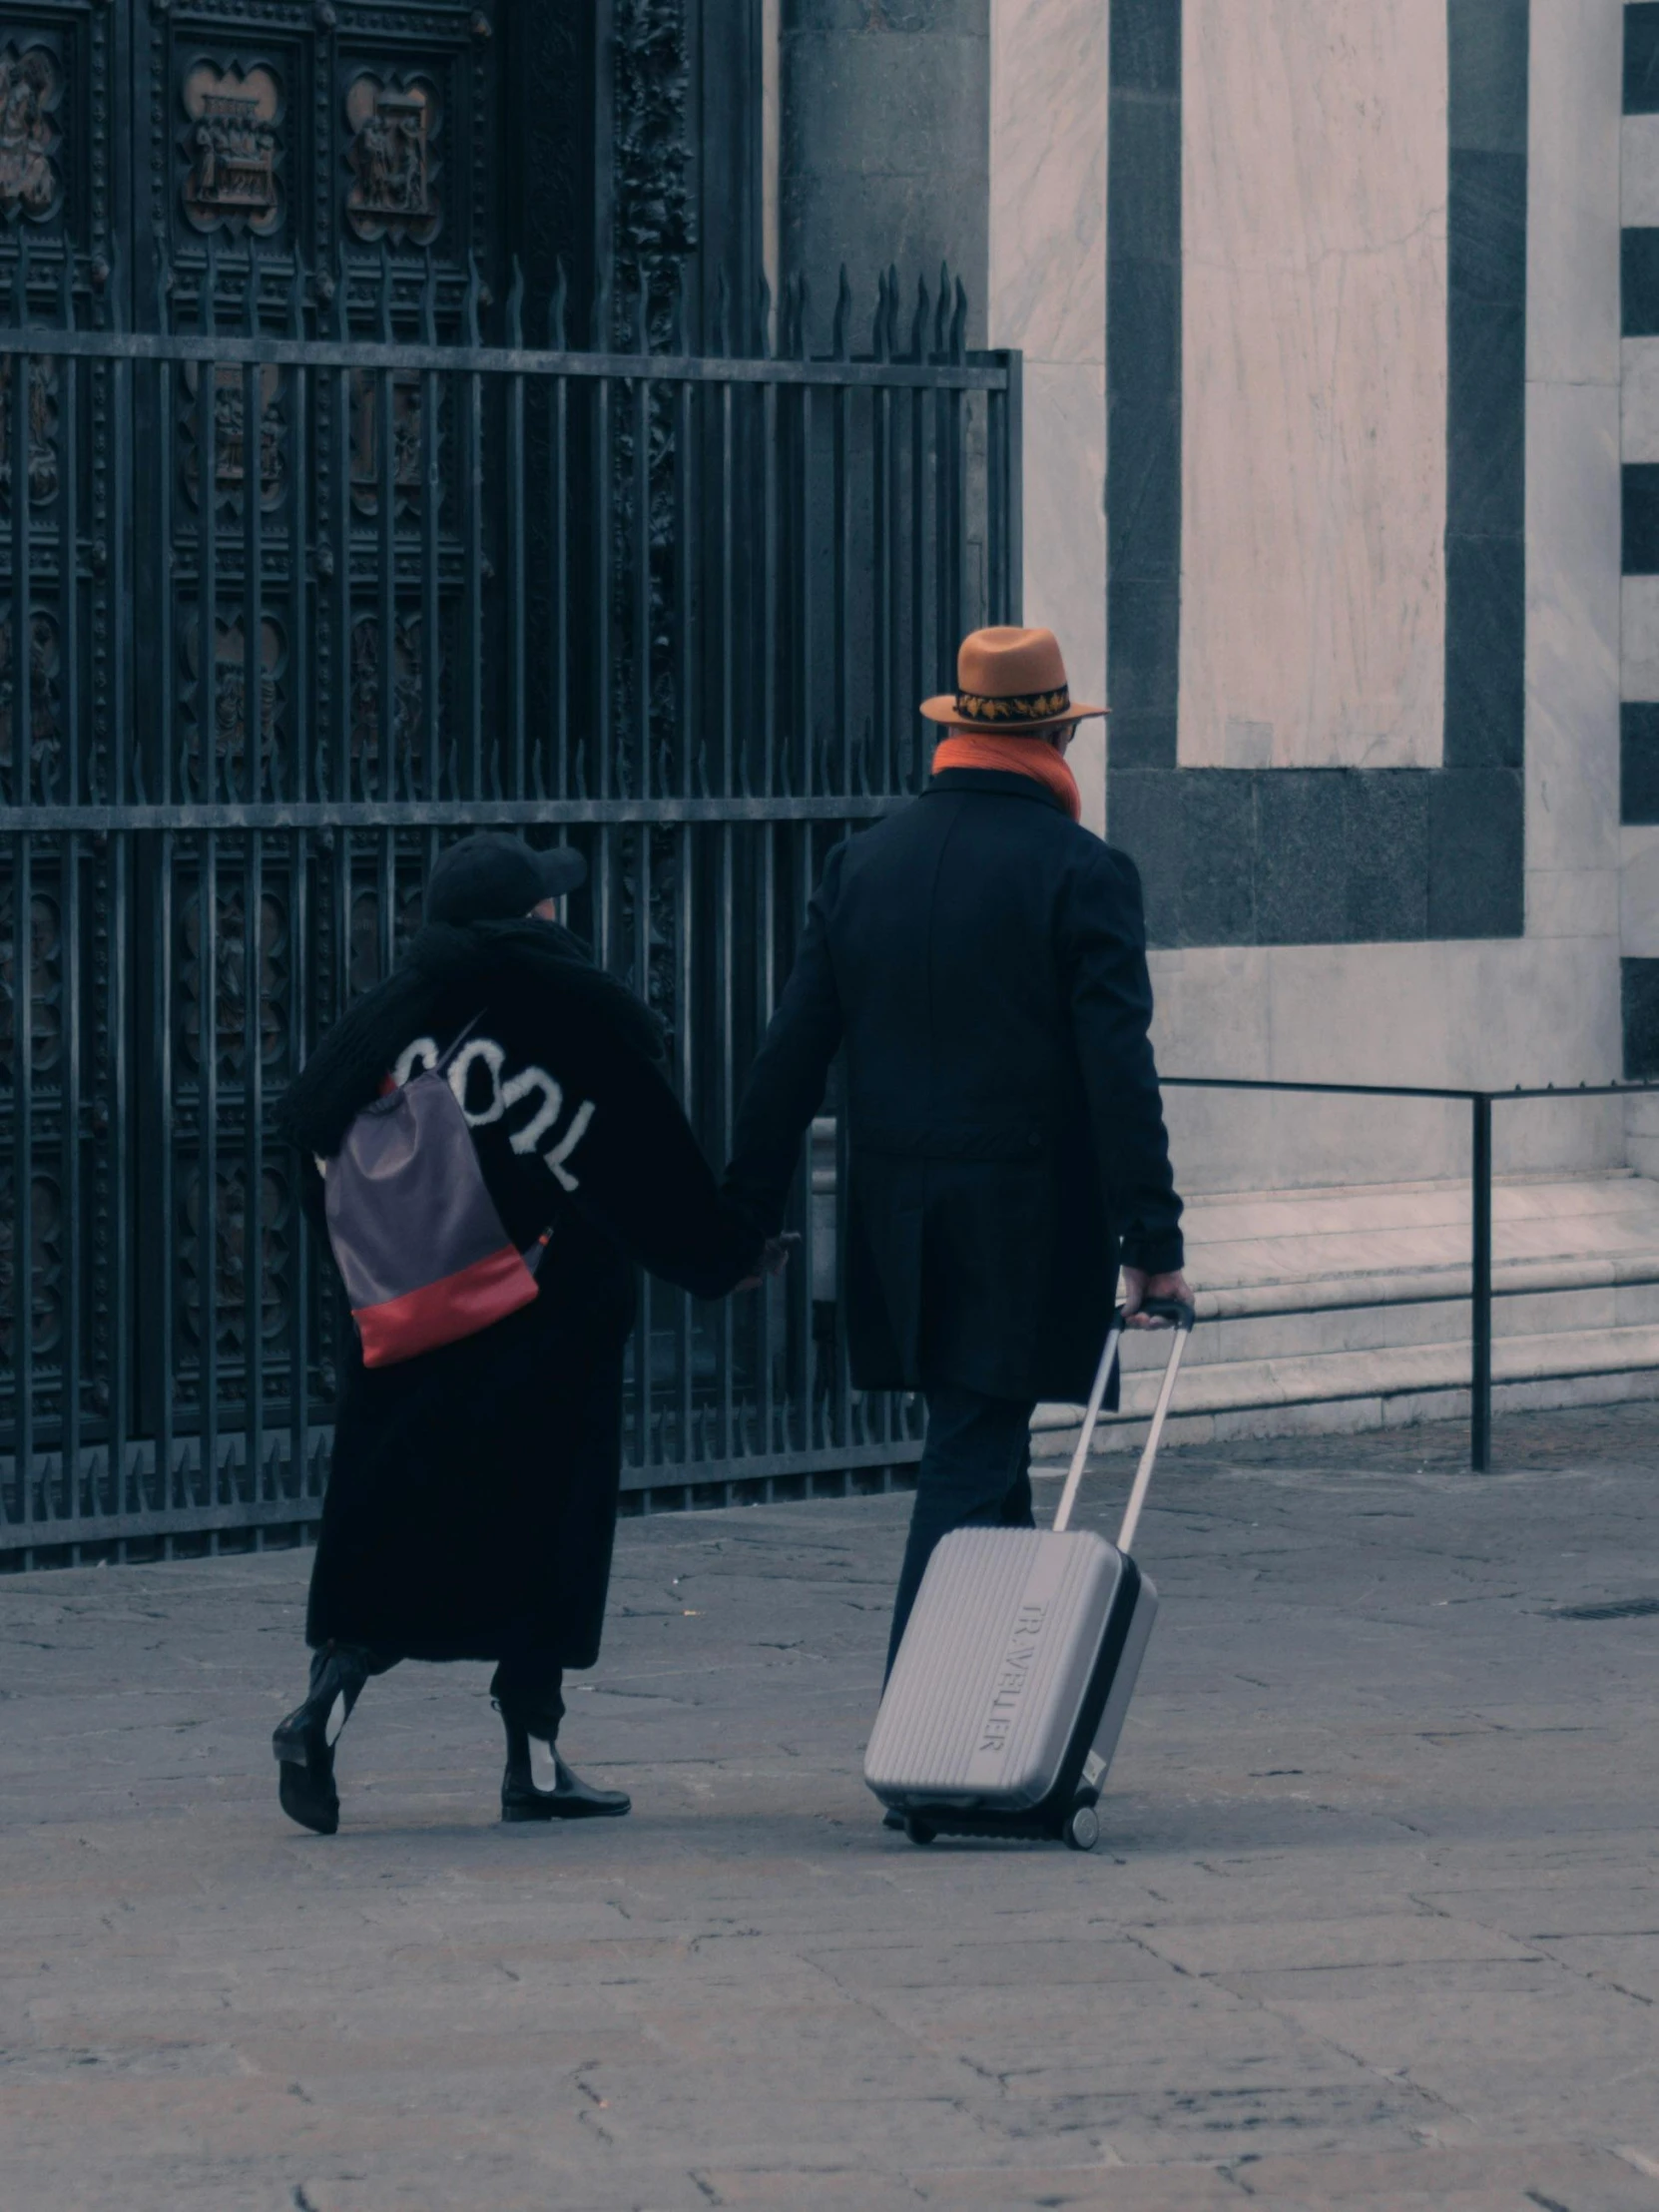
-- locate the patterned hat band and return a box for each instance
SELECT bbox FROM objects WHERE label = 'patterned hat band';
[953,685,1072,724]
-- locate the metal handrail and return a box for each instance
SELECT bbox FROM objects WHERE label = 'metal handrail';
[1161,1076,1659,1469]
[0,796,909,834]
[0,324,1012,391]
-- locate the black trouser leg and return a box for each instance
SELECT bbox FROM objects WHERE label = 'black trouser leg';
[283,1641,395,1747]
[488,1657,566,1743]
[492,1656,629,1823]
[884,1385,1037,1680]
[302,1641,397,1705]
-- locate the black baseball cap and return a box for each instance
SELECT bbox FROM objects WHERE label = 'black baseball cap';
[425,833,588,923]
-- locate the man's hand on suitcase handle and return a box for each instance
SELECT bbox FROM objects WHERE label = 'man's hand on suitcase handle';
[1121,1267,1195,1329]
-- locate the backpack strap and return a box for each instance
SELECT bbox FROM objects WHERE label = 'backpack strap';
[427,1015,558,1269]
[431,1012,484,1077]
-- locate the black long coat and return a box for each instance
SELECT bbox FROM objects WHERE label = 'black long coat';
[725,769,1184,1404]
[281,919,758,1672]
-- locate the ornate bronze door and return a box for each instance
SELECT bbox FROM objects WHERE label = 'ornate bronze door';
[0,1,598,1508]
[0,3,600,316]
[2,2,997,1563]
[124,0,537,323]
[122,4,573,1456]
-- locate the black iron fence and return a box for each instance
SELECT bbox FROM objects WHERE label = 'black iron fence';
[1,239,1021,1564]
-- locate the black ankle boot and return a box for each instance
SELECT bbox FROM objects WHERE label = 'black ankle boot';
[494,1687,630,1824]
[273,1645,371,1836]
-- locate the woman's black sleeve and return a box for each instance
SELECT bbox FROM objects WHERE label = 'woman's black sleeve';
[556,1048,763,1299]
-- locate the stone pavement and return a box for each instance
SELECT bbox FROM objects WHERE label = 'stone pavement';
[3,1405,1659,2212]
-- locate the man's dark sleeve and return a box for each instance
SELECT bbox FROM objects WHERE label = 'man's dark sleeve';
[723,845,847,1237]
[1061,845,1184,1275]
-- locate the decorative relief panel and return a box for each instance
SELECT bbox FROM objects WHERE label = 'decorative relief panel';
[344,73,440,246]
[611,2,695,794]
[0,879,62,1077]
[0,870,65,1411]
[349,616,422,791]
[177,875,288,1079]
[0,41,61,224]
[348,368,425,512]
[182,62,283,237]
[185,617,282,798]
[170,853,296,1397]
[0,610,62,800]
[144,14,507,288]
[177,1163,291,1366]
[613,0,694,337]
[617,824,680,1021]
[182,361,284,508]
[348,868,423,998]
[0,1173,64,1373]
[0,354,59,509]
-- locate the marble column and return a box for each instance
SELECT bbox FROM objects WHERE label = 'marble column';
[988,0,1110,833]
[1178,0,1449,772]
[780,0,991,347]
[1529,0,1621,933]
[1134,0,1624,1191]
[1621,0,1659,1149]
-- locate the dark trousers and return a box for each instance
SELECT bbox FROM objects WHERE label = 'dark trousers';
[885,1385,1037,1678]
[304,1645,565,1741]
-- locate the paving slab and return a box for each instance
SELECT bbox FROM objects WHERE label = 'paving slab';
[4,1400,1659,2209]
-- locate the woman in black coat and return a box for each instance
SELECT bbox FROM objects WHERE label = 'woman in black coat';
[273,834,764,1835]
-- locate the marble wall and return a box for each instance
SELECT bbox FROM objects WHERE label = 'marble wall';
[1107,0,1531,951]
[983,0,1624,1190]
[1134,0,1623,1188]
[987,0,1110,833]
[1151,938,1623,1194]
[1178,0,1449,772]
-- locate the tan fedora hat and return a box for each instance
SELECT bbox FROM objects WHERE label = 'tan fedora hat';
[920,625,1107,732]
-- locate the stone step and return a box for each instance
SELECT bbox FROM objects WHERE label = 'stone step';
[1181,1166,1659,1246]
[1124,1266,1659,1369]
[1025,1170,1659,1454]
[1032,1321,1659,1459]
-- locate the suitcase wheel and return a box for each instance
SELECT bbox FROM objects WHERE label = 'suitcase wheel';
[1062,1801,1100,1853]
[904,1815,937,1846]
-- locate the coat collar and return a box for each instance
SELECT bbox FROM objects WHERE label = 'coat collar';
[924,767,1074,816]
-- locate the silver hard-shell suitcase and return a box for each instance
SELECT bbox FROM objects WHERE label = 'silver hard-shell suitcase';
[864,1299,1193,1850]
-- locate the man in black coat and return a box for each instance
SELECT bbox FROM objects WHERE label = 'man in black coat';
[275,834,766,1836]
[725,626,1189,1704]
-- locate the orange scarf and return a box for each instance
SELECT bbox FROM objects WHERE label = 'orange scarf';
[931,732,1082,823]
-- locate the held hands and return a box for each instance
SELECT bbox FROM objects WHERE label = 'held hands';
[738,1233,800,1295]
[1121,1265,1194,1329]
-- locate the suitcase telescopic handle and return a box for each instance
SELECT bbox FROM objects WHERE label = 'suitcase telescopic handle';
[1051,1300,1195,1546]
[1130,1296,1197,1330]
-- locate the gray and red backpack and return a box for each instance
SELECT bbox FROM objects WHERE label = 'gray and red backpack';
[322,1021,549,1368]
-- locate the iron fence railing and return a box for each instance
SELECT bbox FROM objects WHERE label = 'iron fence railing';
[0,239,1019,1563]
[1163,1078,1659,1470]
